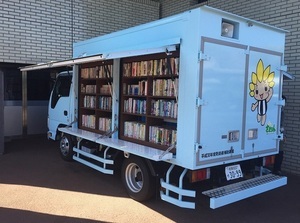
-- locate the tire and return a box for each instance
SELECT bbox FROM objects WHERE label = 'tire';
[121,156,155,201]
[59,134,74,161]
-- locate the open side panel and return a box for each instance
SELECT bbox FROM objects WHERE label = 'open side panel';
[197,38,247,166]
[59,127,173,161]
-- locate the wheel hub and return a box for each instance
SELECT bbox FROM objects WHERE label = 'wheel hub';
[60,137,69,155]
[126,163,143,193]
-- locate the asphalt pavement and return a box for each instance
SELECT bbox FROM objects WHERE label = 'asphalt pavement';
[1,135,300,223]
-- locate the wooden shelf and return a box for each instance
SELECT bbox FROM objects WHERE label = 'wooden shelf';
[119,52,179,152]
[79,60,113,134]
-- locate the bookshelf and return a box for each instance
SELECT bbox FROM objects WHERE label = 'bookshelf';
[120,52,179,152]
[79,60,113,133]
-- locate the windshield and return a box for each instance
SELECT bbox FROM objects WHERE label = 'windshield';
[50,75,72,109]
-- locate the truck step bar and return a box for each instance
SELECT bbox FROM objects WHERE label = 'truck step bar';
[73,147,114,175]
[202,174,287,209]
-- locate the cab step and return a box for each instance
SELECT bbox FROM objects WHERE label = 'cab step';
[202,174,287,209]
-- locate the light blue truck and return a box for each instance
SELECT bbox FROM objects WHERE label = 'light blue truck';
[21,6,292,209]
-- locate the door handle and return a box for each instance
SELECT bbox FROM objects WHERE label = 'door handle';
[64,110,68,116]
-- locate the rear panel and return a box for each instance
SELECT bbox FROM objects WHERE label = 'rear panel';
[196,38,283,167]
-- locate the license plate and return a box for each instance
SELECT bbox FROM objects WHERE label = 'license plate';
[225,164,243,181]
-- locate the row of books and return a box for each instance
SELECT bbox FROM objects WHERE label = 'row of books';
[98,117,112,132]
[82,114,96,129]
[149,126,177,146]
[124,121,146,141]
[100,84,112,95]
[152,78,178,97]
[81,84,97,94]
[123,57,179,77]
[81,115,112,132]
[81,65,113,79]
[123,80,148,96]
[83,96,96,109]
[124,98,146,115]
[80,84,112,95]
[99,96,112,110]
[123,121,177,146]
[151,99,178,118]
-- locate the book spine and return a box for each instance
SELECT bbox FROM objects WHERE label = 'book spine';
[82,114,96,129]
[150,99,177,118]
[149,125,177,146]
[124,121,145,140]
[98,117,112,131]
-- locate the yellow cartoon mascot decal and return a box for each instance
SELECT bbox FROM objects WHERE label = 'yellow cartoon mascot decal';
[249,59,275,126]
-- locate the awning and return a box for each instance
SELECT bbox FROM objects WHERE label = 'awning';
[20,38,180,72]
[20,54,104,72]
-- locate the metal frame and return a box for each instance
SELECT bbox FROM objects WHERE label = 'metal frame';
[73,144,114,175]
[160,164,196,209]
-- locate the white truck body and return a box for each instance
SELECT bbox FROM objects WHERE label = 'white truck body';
[21,6,289,209]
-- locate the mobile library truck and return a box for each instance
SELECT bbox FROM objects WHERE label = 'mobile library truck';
[21,6,291,209]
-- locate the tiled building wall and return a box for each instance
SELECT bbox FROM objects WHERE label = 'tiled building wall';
[161,0,300,175]
[0,0,159,64]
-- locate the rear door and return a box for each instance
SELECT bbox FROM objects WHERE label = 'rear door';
[244,49,283,158]
[197,39,247,165]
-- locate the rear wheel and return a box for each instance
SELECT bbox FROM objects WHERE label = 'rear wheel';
[59,134,74,161]
[121,156,155,201]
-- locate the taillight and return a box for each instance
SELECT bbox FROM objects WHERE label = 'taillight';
[263,155,275,167]
[189,168,210,183]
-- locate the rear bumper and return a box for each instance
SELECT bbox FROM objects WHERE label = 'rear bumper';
[202,174,287,209]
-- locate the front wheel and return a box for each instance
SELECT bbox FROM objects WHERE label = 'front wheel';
[59,134,74,161]
[121,156,155,201]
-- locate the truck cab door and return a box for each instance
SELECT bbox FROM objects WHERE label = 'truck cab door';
[48,72,72,140]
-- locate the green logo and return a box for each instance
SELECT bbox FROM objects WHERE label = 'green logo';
[266,122,276,133]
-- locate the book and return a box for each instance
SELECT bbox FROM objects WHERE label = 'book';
[152,78,178,96]
[83,95,96,108]
[98,117,112,131]
[123,63,132,77]
[124,121,146,140]
[99,96,112,110]
[82,114,96,129]
[149,125,177,146]
[150,99,177,118]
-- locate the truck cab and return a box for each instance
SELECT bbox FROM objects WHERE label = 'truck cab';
[47,71,73,140]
